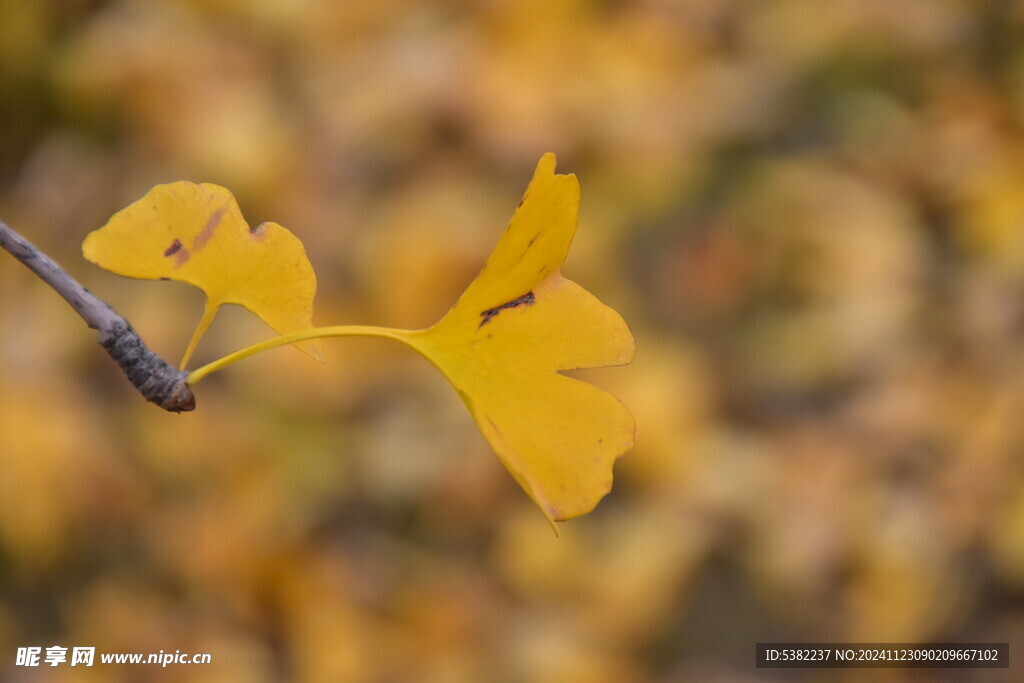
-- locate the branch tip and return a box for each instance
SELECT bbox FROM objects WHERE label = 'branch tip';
[0,219,195,412]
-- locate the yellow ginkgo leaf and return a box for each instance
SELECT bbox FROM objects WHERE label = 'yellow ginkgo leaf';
[83,182,321,368]
[400,153,636,522]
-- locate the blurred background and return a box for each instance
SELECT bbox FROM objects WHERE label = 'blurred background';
[2,1,1024,681]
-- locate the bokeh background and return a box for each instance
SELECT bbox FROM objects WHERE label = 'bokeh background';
[2,1,1024,681]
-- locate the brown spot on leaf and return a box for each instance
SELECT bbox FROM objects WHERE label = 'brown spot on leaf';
[479,291,535,328]
[485,415,501,436]
[163,239,183,257]
[521,234,540,257]
[193,207,225,251]
[250,221,269,240]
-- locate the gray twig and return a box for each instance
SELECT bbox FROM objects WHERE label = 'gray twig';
[0,219,195,412]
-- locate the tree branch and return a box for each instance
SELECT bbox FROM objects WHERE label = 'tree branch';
[0,219,195,412]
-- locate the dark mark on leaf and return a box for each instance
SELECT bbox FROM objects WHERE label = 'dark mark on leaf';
[521,233,543,258]
[193,207,225,251]
[479,291,535,328]
[485,415,501,436]
[163,239,183,257]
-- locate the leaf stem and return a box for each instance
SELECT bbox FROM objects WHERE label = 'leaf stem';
[186,325,418,385]
[179,300,221,370]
